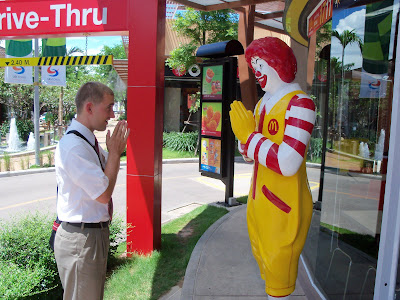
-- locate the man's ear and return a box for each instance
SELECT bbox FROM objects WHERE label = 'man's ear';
[85,102,93,115]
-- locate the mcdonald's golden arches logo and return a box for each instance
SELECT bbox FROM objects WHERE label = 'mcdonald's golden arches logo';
[268,119,279,135]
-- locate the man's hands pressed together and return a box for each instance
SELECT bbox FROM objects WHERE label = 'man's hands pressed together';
[96,120,130,204]
[106,120,130,157]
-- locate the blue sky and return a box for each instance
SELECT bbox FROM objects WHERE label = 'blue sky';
[331,6,366,69]
[331,3,398,69]
[0,36,123,56]
[66,36,123,55]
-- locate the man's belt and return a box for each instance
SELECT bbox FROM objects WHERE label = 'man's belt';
[67,221,109,228]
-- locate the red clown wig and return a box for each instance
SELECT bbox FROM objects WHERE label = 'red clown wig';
[245,37,297,83]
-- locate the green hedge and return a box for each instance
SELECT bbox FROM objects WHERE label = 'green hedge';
[307,137,323,163]
[163,131,198,152]
[0,213,61,299]
[0,121,9,140]
[0,213,125,299]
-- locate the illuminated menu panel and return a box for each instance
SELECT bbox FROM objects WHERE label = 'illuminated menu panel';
[202,65,223,100]
[200,137,221,174]
[201,102,222,137]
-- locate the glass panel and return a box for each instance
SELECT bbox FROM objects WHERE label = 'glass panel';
[303,0,398,298]
[302,20,332,290]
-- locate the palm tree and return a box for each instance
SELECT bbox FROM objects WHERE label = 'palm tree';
[332,29,362,81]
[67,46,83,56]
[332,29,362,138]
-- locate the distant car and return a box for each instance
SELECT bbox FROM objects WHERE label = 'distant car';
[39,113,47,124]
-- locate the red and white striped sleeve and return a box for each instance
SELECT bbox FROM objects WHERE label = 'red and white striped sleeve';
[238,140,254,162]
[241,94,316,176]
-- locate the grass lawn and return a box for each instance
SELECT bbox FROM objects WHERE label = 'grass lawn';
[104,205,228,300]
[236,195,248,204]
[162,148,197,159]
[120,148,196,162]
[320,222,379,258]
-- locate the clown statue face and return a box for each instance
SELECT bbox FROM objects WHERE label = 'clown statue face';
[250,56,284,96]
[229,37,316,300]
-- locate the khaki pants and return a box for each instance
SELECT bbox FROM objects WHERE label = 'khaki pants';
[54,222,110,300]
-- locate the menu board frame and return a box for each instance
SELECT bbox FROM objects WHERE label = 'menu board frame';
[199,58,231,179]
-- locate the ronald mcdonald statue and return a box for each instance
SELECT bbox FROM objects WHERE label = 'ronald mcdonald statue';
[229,37,316,299]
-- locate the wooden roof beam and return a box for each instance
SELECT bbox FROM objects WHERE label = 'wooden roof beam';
[254,11,283,19]
[171,0,284,12]
[170,0,207,10]
[206,0,279,11]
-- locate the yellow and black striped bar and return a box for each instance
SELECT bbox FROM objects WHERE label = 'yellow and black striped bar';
[0,55,113,67]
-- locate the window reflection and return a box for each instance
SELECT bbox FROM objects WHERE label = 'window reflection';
[303,0,396,298]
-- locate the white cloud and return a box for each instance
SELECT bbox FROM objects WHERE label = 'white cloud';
[87,46,104,56]
[335,8,366,37]
[332,9,365,69]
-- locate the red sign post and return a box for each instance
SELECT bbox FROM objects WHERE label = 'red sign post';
[0,0,165,255]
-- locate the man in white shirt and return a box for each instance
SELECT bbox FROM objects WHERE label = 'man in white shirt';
[54,82,129,300]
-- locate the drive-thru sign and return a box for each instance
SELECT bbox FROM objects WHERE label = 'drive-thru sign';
[0,0,127,35]
[0,0,166,255]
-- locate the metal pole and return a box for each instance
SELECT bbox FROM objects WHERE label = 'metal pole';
[224,57,237,205]
[374,13,400,300]
[33,39,40,166]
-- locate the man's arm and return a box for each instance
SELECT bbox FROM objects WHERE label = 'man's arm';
[96,121,130,204]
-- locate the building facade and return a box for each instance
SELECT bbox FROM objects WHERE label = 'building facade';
[161,1,400,296]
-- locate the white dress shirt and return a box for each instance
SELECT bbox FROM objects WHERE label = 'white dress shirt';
[55,119,110,223]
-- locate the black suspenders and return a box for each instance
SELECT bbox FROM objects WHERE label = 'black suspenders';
[67,130,104,170]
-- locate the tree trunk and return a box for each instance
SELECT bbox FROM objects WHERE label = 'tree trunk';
[58,86,64,138]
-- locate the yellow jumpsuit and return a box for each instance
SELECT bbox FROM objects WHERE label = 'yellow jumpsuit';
[247,91,313,297]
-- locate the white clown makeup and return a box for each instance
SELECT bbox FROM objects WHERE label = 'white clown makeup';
[251,56,283,95]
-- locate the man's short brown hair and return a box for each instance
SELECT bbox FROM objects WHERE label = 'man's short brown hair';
[75,82,114,114]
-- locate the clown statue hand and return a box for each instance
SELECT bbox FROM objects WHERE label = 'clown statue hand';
[229,100,256,145]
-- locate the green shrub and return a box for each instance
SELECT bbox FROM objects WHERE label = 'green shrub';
[307,137,323,162]
[0,213,61,298]
[29,164,41,169]
[0,121,9,138]
[0,212,125,299]
[16,119,34,142]
[46,151,53,166]
[108,215,125,261]
[0,261,57,299]
[2,152,11,171]
[163,131,198,152]
[41,150,54,167]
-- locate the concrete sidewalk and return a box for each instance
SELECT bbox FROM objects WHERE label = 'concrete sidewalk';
[162,205,323,300]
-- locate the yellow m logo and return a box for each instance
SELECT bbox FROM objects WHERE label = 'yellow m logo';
[268,119,279,135]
